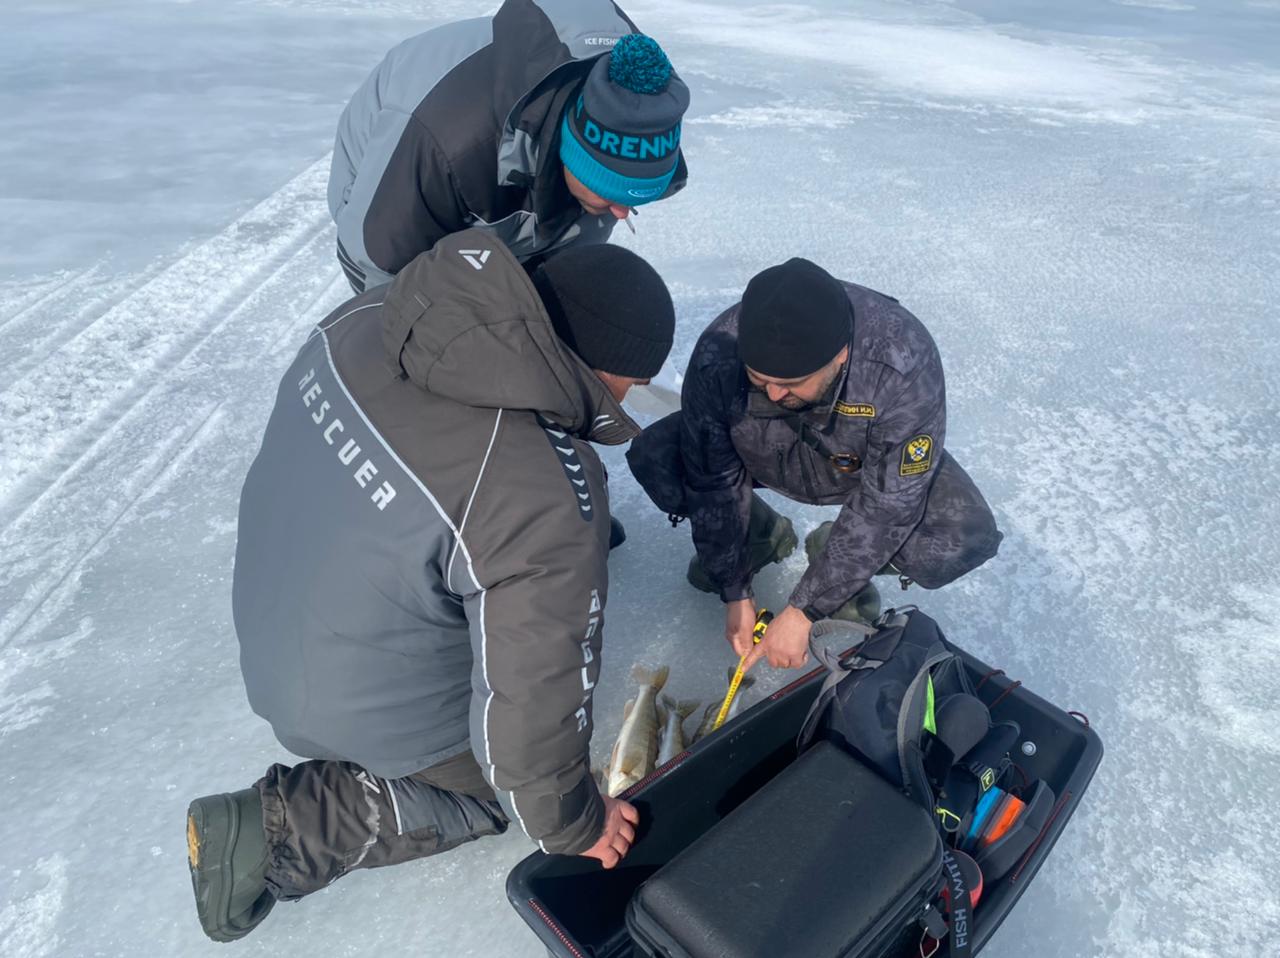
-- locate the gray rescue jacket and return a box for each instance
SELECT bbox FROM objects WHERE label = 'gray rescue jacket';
[328,0,688,292]
[233,229,639,855]
[679,284,947,619]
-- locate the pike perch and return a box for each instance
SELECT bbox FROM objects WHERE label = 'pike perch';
[606,665,669,796]
[656,695,699,765]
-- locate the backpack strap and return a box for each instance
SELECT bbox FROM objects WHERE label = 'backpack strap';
[961,720,1021,793]
[918,849,973,958]
[941,848,974,958]
[795,618,882,750]
[897,650,954,798]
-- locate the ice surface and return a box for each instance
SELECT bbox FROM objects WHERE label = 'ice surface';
[1,0,1277,955]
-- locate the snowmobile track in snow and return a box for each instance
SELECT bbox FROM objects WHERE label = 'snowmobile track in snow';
[0,157,346,651]
[0,266,98,336]
[0,158,333,513]
[0,260,169,386]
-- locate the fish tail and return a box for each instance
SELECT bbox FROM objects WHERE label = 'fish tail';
[633,664,671,691]
[676,699,699,719]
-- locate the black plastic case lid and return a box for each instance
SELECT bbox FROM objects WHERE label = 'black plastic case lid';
[628,742,943,958]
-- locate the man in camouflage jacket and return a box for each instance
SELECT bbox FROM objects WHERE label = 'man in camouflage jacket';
[627,257,1002,668]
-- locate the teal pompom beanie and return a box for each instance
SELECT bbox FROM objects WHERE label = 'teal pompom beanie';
[560,34,690,207]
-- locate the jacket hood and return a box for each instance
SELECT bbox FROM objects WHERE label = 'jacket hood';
[493,0,631,182]
[380,230,638,445]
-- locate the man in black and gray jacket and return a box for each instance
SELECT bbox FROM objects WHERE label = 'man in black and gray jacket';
[185,231,675,941]
[627,258,1002,670]
[329,0,690,293]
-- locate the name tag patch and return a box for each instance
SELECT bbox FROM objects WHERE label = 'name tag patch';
[835,401,876,418]
[900,435,934,476]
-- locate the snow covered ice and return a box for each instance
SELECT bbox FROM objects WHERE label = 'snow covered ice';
[2,0,1278,954]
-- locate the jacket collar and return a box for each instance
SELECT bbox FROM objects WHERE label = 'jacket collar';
[381,230,638,445]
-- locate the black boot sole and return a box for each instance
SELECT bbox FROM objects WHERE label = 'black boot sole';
[187,794,274,942]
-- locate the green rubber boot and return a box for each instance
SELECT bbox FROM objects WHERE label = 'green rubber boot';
[803,521,882,625]
[187,787,275,942]
[830,582,882,624]
[687,495,798,593]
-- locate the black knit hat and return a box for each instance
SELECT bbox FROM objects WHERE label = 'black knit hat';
[738,258,852,378]
[532,244,675,378]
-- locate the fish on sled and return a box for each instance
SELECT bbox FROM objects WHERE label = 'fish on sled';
[507,606,1103,958]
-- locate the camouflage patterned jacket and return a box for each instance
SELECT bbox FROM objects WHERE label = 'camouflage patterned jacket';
[679,283,946,619]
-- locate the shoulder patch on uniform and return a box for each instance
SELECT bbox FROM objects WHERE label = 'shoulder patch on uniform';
[835,401,876,418]
[900,435,934,477]
[537,414,594,521]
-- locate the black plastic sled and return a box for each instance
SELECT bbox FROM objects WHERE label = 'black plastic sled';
[506,615,1103,958]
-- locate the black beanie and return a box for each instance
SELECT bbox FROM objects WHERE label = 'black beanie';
[532,244,675,378]
[738,258,852,378]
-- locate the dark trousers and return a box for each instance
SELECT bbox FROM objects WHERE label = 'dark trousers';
[626,411,1001,592]
[256,748,508,901]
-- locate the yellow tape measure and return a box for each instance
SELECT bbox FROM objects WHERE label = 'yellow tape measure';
[711,608,773,732]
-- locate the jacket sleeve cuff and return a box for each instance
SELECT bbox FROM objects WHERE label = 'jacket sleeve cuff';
[536,774,607,856]
[719,580,754,604]
[788,583,852,621]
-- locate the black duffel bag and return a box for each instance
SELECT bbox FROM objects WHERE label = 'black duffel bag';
[800,609,1055,885]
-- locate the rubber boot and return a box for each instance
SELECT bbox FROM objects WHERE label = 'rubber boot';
[609,516,627,550]
[686,495,798,593]
[187,787,275,942]
[829,581,882,624]
[803,521,882,625]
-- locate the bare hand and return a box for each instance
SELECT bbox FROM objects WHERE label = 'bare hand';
[745,604,813,671]
[580,796,640,869]
[725,598,758,658]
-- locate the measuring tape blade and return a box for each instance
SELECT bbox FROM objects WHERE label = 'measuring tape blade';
[710,609,772,733]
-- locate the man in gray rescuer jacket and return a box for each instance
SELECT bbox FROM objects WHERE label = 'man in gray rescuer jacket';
[329,0,690,292]
[184,232,675,941]
[627,258,1002,669]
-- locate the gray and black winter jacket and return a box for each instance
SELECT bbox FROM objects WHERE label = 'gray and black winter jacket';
[233,229,638,855]
[328,0,688,292]
[673,285,949,619]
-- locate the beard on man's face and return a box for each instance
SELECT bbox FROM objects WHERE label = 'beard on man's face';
[749,384,813,411]
[770,363,845,411]
[777,394,813,411]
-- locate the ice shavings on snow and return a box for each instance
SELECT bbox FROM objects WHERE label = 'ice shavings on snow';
[691,104,861,129]
[1178,586,1280,756]
[0,857,68,958]
[0,619,93,736]
[629,0,1172,120]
